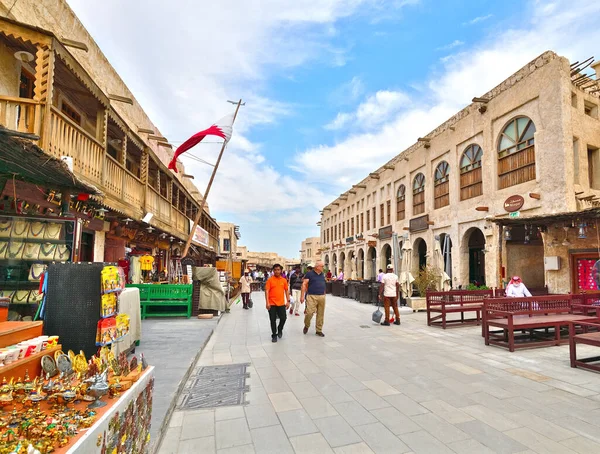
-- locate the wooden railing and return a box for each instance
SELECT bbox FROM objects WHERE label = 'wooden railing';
[47,107,104,185]
[0,95,40,134]
[172,207,188,234]
[123,171,144,209]
[147,187,171,223]
[104,155,124,199]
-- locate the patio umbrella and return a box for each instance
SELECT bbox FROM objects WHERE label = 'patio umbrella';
[399,242,415,298]
[434,237,451,291]
[350,256,357,280]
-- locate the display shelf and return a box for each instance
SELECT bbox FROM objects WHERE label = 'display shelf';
[0,320,43,347]
[0,281,40,287]
[1,344,62,380]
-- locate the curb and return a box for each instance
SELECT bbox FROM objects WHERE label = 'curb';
[151,314,225,454]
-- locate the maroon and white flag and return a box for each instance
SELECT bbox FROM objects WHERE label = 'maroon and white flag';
[168,114,234,172]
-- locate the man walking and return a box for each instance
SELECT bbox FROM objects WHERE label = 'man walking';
[301,260,326,337]
[289,266,303,316]
[265,264,290,343]
[379,264,401,326]
[239,270,253,310]
[376,269,384,283]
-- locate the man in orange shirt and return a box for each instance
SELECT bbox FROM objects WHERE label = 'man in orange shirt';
[265,263,290,343]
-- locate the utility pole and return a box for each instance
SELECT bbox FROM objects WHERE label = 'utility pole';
[182,99,243,257]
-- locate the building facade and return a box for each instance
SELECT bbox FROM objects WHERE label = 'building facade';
[300,237,321,266]
[0,2,220,265]
[320,51,600,294]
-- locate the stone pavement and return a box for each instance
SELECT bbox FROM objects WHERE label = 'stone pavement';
[136,318,218,450]
[158,293,600,454]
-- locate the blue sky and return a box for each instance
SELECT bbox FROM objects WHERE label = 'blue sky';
[68,0,600,258]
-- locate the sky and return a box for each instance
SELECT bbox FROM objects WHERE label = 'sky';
[67,0,600,258]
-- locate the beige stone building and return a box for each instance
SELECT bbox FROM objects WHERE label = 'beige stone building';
[300,237,321,266]
[217,222,241,257]
[320,51,600,294]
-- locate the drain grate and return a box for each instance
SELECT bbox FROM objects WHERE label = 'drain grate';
[178,363,250,410]
[359,325,371,328]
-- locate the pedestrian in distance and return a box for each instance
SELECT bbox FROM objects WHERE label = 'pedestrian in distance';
[376,269,384,283]
[301,260,327,337]
[378,264,401,326]
[265,264,290,343]
[239,270,253,310]
[505,276,532,297]
[289,266,303,316]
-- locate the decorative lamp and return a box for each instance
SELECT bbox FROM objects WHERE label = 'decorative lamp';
[578,222,587,239]
[504,226,512,241]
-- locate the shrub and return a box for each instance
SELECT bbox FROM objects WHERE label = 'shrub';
[413,265,442,297]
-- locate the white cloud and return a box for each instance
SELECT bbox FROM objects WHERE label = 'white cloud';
[328,76,366,106]
[463,14,493,25]
[296,0,600,188]
[324,90,410,130]
[436,40,465,51]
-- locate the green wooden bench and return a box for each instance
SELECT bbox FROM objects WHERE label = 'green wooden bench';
[126,284,193,319]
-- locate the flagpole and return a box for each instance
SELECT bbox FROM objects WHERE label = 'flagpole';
[182,99,243,258]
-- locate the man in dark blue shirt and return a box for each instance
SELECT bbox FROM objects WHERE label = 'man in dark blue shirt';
[301,260,327,337]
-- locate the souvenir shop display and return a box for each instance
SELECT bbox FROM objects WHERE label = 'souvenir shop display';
[96,265,130,347]
[0,215,75,320]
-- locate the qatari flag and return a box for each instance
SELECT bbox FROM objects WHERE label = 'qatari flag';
[168,114,234,172]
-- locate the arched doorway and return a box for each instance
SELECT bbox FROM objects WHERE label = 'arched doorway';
[467,229,485,286]
[367,247,376,280]
[413,238,427,273]
[324,254,330,272]
[332,253,337,275]
[348,250,356,279]
[339,252,345,277]
[439,233,452,279]
[357,248,365,279]
[381,244,392,271]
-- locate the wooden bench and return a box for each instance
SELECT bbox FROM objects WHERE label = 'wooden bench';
[126,284,193,319]
[569,319,600,372]
[484,295,597,352]
[426,290,494,329]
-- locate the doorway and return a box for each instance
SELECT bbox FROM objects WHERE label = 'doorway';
[468,229,486,286]
[367,247,376,279]
[80,231,95,262]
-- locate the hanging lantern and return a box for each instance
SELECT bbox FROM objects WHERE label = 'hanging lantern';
[524,225,530,245]
[578,222,587,239]
[504,226,512,241]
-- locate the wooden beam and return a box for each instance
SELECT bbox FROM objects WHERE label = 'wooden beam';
[157,142,172,148]
[403,227,410,230]
[0,19,52,46]
[108,94,134,105]
[148,135,168,142]
[353,184,367,189]
[417,138,430,148]
[529,193,541,200]
[426,221,435,226]
[472,97,490,103]
[475,206,489,212]
[384,165,395,170]
[138,128,155,134]
[369,173,380,179]
[60,38,88,52]
[348,190,356,194]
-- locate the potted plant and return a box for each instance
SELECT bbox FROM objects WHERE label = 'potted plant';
[408,265,441,311]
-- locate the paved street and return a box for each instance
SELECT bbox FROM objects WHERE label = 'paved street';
[159,293,600,454]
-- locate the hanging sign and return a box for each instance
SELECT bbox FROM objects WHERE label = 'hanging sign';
[409,215,429,233]
[504,195,524,212]
[192,225,210,247]
[508,211,520,219]
[378,225,393,240]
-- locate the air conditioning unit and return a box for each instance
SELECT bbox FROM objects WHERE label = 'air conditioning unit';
[544,256,561,271]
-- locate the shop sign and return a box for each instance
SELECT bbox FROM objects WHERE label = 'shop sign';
[356,233,364,241]
[192,224,210,247]
[346,236,354,244]
[504,195,524,212]
[508,211,520,219]
[379,225,393,240]
[410,215,429,233]
[367,240,377,247]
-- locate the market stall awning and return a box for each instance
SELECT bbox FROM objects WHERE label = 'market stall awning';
[0,127,101,195]
[492,207,600,226]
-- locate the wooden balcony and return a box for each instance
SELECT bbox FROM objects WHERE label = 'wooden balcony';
[0,96,40,135]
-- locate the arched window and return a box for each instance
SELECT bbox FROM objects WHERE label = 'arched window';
[460,144,483,200]
[396,184,406,221]
[498,116,536,189]
[434,161,450,209]
[413,173,425,215]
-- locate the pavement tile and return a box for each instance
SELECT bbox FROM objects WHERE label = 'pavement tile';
[216,406,246,421]
[300,396,339,419]
[278,409,318,437]
[168,411,184,428]
[178,436,215,453]
[245,404,280,429]
[261,377,291,393]
[314,415,363,448]
[291,381,322,399]
[505,427,578,454]
[420,399,474,424]
[508,410,577,441]
[282,369,308,384]
[456,420,527,454]
[180,411,215,440]
[349,389,391,410]
[362,379,400,396]
[370,406,421,435]
[321,384,354,404]
[157,426,181,454]
[217,445,256,454]
[400,430,456,454]
[333,401,378,426]
[461,405,520,431]
[289,433,335,454]
[560,435,600,453]
[354,422,411,453]
[216,418,253,450]
[251,425,294,454]
[384,393,429,416]
[412,413,470,443]
[333,442,375,454]
[446,438,495,454]
[334,375,368,392]
[269,391,303,412]
[444,362,483,375]
[256,366,283,380]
